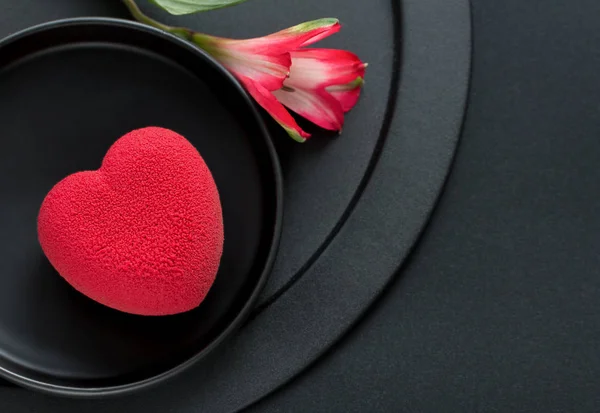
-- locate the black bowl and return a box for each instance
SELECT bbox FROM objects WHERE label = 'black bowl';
[0,18,282,396]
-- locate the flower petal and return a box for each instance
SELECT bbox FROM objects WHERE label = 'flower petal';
[193,33,291,91]
[273,86,344,131]
[285,49,366,90]
[191,21,347,93]
[326,76,364,112]
[220,51,291,91]
[238,75,310,142]
[209,18,340,56]
[271,18,341,48]
[188,21,365,140]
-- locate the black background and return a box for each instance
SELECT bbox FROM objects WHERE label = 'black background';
[250,0,600,411]
[1,0,600,411]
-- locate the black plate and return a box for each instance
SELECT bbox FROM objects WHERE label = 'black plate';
[0,18,282,396]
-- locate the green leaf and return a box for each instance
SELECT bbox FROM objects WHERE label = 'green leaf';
[150,0,249,15]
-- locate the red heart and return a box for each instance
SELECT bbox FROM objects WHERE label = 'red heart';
[38,127,224,316]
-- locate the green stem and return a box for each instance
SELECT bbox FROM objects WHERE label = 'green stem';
[121,0,195,41]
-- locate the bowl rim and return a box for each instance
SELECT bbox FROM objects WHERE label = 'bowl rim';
[0,16,283,398]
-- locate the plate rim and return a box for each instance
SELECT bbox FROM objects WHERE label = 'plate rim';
[0,16,283,397]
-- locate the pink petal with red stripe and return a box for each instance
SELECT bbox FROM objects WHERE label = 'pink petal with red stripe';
[273,86,344,131]
[287,49,366,90]
[272,48,367,132]
[238,76,310,142]
[326,76,365,112]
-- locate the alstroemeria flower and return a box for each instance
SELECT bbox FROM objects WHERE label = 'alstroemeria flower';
[192,19,366,142]
[273,49,367,134]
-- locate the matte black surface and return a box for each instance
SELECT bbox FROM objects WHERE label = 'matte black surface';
[0,0,471,410]
[138,0,397,308]
[1,0,599,411]
[0,19,281,395]
[248,0,600,412]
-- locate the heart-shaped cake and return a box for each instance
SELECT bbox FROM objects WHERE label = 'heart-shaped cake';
[38,127,224,316]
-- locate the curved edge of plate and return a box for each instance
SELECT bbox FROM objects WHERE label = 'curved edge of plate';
[0,0,471,407]
[87,0,472,411]
[0,17,284,397]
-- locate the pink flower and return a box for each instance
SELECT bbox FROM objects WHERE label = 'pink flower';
[192,19,366,142]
